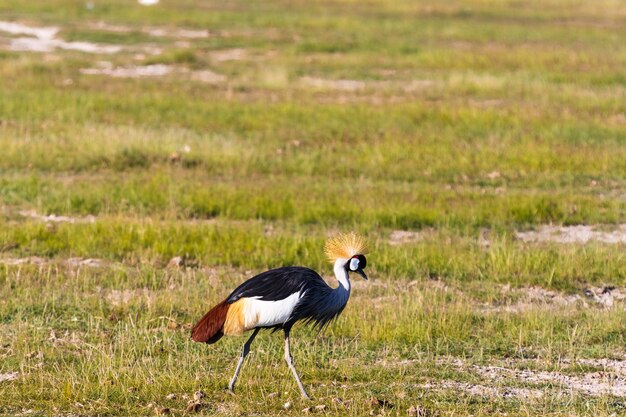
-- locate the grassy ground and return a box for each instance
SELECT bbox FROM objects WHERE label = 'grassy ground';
[1,0,625,415]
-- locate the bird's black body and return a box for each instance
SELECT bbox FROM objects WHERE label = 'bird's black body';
[226,266,344,330]
[227,266,323,303]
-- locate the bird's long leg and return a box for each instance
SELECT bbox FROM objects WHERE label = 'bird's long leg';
[283,329,311,400]
[228,328,260,393]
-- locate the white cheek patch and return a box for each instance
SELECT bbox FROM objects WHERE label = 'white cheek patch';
[349,257,359,271]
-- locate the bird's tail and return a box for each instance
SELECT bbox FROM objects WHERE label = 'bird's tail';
[191,300,229,344]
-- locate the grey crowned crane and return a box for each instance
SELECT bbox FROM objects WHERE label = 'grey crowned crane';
[191,232,369,399]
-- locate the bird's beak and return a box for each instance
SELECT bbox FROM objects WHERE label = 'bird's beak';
[356,269,368,280]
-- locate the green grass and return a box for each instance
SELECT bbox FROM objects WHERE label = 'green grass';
[0,0,625,415]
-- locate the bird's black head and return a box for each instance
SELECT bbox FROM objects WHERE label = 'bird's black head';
[346,254,368,280]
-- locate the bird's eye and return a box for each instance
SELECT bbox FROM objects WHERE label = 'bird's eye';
[349,257,359,271]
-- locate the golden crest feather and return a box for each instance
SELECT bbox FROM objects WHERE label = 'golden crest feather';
[324,232,368,262]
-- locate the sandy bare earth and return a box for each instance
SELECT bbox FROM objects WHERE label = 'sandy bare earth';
[0,372,19,383]
[79,62,226,83]
[18,209,96,224]
[420,380,544,400]
[0,257,103,267]
[482,285,626,312]
[89,21,210,39]
[0,21,122,53]
[516,224,626,244]
[388,225,626,247]
[429,356,626,399]
[298,76,435,93]
[388,230,424,245]
[80,63,172,78]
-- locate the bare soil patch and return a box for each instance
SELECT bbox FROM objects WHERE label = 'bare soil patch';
[298,76,435,95]
[482,285,584,313]
[0,21,122,53]
[388,230,423,246]
[516,224,626,244]
[420,380,543,400]
[80,62,226,83]
[482,285,626,313]
[210,48,247,62]
[66,258,103,267]
[102,288,155,307]
[89,21,211,40]
[0,256,47,266]
[190,69,227,84]
[0,372,19,382]
[0,21,57,39]
[576,358,626,375]
[19,209,95,224]
[436,356,626,398]
[475,364,626,397]
[81,63,171,78]
[146,27,209,39]
[0,257,103,267]
[299,76,367,91]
